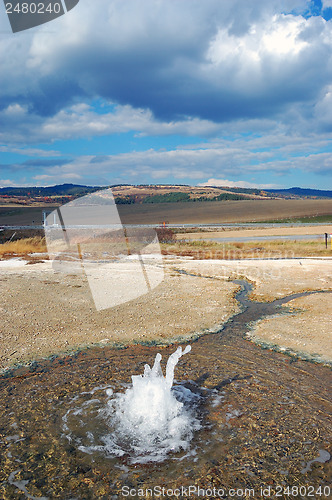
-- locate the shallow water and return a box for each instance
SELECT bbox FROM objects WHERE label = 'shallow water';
[0,279,331,499]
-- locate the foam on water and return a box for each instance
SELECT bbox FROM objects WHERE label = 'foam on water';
[106,345,198,463]
[62,346,201,464]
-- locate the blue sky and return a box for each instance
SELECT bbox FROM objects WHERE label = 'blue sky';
[1,0,332,189]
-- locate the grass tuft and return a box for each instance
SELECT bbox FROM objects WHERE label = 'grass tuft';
[0,236,47,258]
[161,239,332,259]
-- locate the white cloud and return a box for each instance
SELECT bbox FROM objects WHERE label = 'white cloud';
[198,179,280,189]
[315,85,332,130]
[19,136,331,187]
[261,15,308,55]
[34,173,82,181]
[40,103,222,140]
[0,179,23,187]
[0,101,223,143]
[0,146,60,156]
[1,0,332,188]
[3,104,27,116]
[205,13,331,102]
[207,14,309,67]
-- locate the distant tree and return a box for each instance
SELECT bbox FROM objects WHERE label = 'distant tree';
[143,193,191,203]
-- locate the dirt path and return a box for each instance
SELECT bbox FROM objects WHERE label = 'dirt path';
[181,225,332,240]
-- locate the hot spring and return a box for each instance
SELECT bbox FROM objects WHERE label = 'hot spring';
[62,345,201,464]
[1,281,331,498]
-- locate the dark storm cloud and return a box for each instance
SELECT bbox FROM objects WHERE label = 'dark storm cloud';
[30,77,86,117]
[1,0,330,122]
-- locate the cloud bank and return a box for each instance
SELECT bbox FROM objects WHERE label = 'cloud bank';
[0,0,331,188]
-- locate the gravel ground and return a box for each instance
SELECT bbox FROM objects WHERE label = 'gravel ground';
[172,257,332,363]
[248,293,332,364]
[1,255,331,371]
[0,258,239,372]
[177,257,332,300]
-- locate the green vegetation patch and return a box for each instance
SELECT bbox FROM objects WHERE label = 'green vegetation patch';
[143,192,191,203]
[142,191,248,203]
[213,192,248,201]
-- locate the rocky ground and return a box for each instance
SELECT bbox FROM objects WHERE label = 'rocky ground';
[166,257,332,364]
[1,253,331,372]
[0,257,239,372]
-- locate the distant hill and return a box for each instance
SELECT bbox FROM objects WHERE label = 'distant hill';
[265,187,332,198]
[0,183,262,203]
[0,183,101,197]
[1,184,332,203]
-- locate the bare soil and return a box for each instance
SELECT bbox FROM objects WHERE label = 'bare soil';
[1,199,332,226]
[117,199,332,224]
[173,257,332,363]
[0,259,239,372]
[249,293,332,364]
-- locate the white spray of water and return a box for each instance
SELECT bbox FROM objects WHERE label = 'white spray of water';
[63,346,200,463]
[104,345,199,463]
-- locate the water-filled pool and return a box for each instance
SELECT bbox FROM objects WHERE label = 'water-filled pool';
[0,281,331,499]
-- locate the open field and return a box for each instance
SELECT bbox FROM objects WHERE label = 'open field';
[1,216,331,370]
[118,199,332,224]
[1,218,332,259]
[0,206,58,226]
[256,214,332,224]
[1,199,332,226]
[112,184,266,200]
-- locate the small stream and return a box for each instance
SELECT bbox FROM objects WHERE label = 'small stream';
[0,278,331,499]
[219,279,332,355]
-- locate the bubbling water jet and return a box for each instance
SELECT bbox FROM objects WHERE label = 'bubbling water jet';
[62,346,200,464]
[105,345,200,463]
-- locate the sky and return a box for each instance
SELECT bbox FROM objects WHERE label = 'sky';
[1,0,332,189]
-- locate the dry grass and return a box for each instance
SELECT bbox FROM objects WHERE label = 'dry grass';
[161,239,332,259]
[0,236,47,259]
[1,235,331,261]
